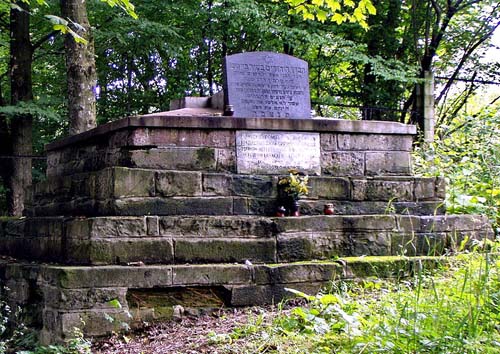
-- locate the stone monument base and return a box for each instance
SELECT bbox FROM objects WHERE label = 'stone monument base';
[0,114,493,343]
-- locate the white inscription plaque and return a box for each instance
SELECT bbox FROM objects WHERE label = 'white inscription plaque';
[236,131,321,174]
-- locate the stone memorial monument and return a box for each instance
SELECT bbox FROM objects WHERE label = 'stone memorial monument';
[0,51,493,344]
[223,52,311,118]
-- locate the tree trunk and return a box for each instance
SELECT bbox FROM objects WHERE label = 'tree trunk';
[61,0,97,135]
[8,1,33,216]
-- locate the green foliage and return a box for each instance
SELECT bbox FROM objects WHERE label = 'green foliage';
[414,100,500,232]
[279,0,376,29]
[217,247,500,353]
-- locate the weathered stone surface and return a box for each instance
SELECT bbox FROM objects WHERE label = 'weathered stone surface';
[145,216,159,236]
[419,215,491,232]
[320,133,338,151]
[365,152,411,175]
[228,282,326,306]
[322,152,365,176]
[42,265,173,288]
[66,238,174,265]
[142,129,236,148]
[274,215,345,232]
[215,148,237,172]
[223,52,311,118]
[156,171,202,197]
[254,263,341,284]
[159,216,276,238]
[110,197,234,216]
[125,148,218,171]
[393,201,445,216]
[308,177,350,199]
[236,131,320,174]
[44,309,132,338]
[391,233,447,256]
[414,177,441,201]
[43,286,127,310]
[174,238,276,263]
[337,134,413,151]
[112,167,156,198]
[202,174,276,197]
[66,217,146,240]
[277,232,345,262]
[348,231,392,256]
[172,264,251,286]
[352,179,413,201]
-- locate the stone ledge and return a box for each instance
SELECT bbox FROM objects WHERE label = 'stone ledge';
[46,116,416,152]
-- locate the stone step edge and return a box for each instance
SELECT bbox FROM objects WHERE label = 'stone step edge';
[29,255,453,289]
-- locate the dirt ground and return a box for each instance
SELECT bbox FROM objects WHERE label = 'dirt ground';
[92,306,279,354]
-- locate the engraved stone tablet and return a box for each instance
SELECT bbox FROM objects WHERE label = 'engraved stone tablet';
[236,131,320,174]
[223,52,311,119]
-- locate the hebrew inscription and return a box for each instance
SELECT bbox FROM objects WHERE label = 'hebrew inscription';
[236,131,320,174]
[223,52,311,118]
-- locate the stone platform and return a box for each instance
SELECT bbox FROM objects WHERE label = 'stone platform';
[0,114,494,343]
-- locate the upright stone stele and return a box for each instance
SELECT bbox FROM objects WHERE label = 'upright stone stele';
[223,52,311,118]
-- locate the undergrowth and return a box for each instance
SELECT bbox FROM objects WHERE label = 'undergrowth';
[214,244,500,353]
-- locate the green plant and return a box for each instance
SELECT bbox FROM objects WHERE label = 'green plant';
[214,245,500,353]
[278,171,310,200]
[414,102,500,234]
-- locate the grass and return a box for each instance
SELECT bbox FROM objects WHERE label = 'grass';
[212,244,500,353]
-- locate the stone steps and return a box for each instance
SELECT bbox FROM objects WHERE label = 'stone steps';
[0,255,460,342]
[30,166,445,217]
[1,215,492,265]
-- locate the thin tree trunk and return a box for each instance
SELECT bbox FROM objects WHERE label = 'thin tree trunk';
[8,1,33,216]
[61,0,97,135]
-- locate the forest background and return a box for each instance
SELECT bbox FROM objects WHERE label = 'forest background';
[0,0,499,228]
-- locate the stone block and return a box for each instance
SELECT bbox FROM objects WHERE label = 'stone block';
[125,148,217,171]
[56,309,132,337]
[202,174,232,196]
[320,133,338,151]
[202,174,275,198]
[322,152,365,176]
[345,257,413,279]
[42,265,173,288]
[216,148,237,172]
[365,152,411,175]
[341,215,396,230]
[396,215,422,233]
[174,238,276,263]
[394,201,445,216]
[171,264,252,286]
[43,286,127,310]
[414,177,440,201]
[337,134,413,151]
[66,217,147,239]
[145,216,159,236]
[277,232,345,262]
[66,238,174,265]
[436,177,446,199]
[247,198,276,216]
[419,215,491,233]
[274,215,345,232]
[112,167,156,198]
[352,179,413,201]
[391,233,447,256]
[254,263,341,285]
[156,171,202,197]
[137,128,235,148]
[232,175,275,197]
[308,177,350,199]
[110,197,234,216]
[347,231,392,256]
[228,282,326,306]
[159,216,276,238]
